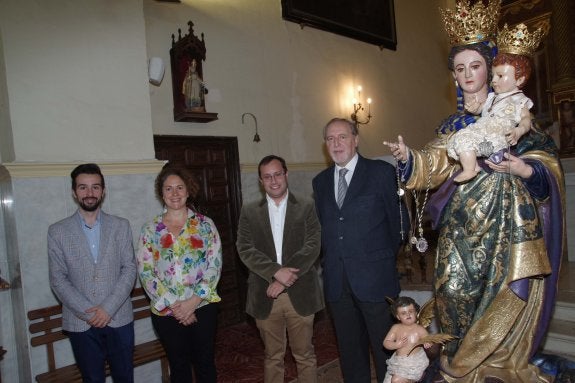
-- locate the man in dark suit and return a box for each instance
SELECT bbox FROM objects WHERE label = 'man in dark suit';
[237,155,323,383]
[312,118,408,383]
[48,163,137,382]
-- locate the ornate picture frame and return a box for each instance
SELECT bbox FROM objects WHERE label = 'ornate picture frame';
[281,0,396,50]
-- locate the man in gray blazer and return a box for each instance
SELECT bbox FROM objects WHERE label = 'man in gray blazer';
[237,155,323,383]
[48,163,137,383]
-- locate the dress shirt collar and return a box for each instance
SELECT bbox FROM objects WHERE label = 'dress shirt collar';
[76,209,101,229]
[266,190,289,208]
[334,153,359,177]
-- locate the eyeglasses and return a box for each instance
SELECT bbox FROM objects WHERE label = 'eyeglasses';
[325,134,351,144]
[261,171,286,182]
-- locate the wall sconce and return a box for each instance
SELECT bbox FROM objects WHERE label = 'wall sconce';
[351,86,372,127]
[242,112,260,142]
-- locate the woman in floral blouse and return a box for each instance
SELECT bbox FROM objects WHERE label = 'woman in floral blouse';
[137,164,222,383]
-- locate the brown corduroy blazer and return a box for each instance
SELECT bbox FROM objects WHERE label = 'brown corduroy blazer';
[236,192,324,320]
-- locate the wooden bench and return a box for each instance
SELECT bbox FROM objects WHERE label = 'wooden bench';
[28,287,169,383]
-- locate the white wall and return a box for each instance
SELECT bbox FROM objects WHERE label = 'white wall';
[0,0,155,162]
[0,28,13,164]
[1,0,453,165]
[144,0,454,165]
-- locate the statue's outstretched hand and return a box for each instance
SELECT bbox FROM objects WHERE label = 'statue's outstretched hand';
[383,135,409,162]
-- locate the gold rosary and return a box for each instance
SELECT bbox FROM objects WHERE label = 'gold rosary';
[396,150,432,253]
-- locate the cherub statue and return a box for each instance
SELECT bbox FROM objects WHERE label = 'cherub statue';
[383,297,455,383]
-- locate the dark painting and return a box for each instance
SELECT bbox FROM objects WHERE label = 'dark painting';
[281,0,396,50]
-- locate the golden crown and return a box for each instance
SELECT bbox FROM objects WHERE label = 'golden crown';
[497,23,546,57]
[440,0,501,47]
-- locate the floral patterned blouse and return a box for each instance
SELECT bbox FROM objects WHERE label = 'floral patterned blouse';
[137,208,222,316]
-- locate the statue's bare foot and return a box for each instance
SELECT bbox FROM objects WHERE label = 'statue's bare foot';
[454,169,479,183]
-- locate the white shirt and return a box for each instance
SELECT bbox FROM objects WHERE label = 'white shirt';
[266,191,288,265]
[333,153,359,201]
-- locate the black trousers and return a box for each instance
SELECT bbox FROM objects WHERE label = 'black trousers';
[152,303,218,383]
[328,277,393,383]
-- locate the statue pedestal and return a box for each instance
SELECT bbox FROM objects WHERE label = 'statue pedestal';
[174,110,218,123]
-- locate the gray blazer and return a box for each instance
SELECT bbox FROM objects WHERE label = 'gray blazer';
[236,192,324,320]
[48,211,137,332]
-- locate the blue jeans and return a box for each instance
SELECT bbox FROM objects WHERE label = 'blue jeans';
[68,322,134,383]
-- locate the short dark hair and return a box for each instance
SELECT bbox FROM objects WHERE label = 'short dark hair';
[71,163,105,190]
[154,163,200,208]
[323,118,358,140]
[391,296,420,316]
[258,155,288,179]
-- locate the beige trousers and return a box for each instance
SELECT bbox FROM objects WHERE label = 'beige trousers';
[255,293,317,383]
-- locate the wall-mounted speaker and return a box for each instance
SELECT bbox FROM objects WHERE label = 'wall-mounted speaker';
[148,57,165,86]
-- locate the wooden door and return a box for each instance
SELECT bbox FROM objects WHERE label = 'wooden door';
[154,135,246,327]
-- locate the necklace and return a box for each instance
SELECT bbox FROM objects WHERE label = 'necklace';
[396,160,406,242]
[410,150,432,253]
[395,150,432,253]
[487,91,522,112]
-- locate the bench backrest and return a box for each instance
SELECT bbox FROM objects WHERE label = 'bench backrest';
[27,287,151,372]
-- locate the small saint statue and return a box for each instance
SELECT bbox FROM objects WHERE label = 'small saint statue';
[182,59,205,112]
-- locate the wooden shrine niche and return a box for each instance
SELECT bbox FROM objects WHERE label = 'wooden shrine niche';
[170,21,218,123]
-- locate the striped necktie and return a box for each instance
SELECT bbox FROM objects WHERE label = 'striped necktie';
[337,168,348,208]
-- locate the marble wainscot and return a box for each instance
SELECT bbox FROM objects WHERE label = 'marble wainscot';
[0,161,164,383]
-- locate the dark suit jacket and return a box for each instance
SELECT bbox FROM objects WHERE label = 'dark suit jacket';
[312,155,408,303]
[236,192,324,320]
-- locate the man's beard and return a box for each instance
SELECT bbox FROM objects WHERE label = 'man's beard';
[79,197,102,212]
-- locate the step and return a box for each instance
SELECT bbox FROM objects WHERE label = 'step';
[542,318,575,358]
[553,298,575,322]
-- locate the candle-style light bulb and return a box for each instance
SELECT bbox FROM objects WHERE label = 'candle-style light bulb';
[350,86,373,125]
